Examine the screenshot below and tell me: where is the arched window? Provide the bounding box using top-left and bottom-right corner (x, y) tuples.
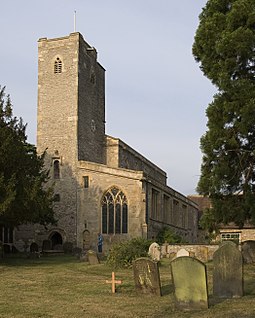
(54, 57), (62, 74)
(101, 187), (128, 234)
(53, 160), (60, 179)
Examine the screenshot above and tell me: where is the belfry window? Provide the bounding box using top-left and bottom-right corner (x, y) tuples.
(54, 57), (62, 74)
(53, 160), (60, 179)
(101, 187), (128, 234)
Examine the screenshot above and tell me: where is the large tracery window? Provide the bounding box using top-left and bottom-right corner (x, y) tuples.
(101, 187), (128, 234)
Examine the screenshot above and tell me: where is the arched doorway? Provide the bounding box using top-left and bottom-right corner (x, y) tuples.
(49, 231), (63, 249)
(83, 230), (91, 250)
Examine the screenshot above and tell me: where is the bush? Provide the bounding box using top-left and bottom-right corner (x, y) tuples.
(156, 227), (183, 244)
(106, 238), (152, 269)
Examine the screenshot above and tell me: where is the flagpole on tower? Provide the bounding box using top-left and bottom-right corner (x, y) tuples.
(74, 10), (76, 32)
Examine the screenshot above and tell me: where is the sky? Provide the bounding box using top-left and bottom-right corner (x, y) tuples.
(0, 1), (216, 196)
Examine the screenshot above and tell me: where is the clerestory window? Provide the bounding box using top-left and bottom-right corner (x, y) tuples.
(54, 57), (62, 74)
(101, 187), (128, 234)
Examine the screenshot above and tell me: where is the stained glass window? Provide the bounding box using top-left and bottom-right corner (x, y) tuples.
(101, 187), (128, 234)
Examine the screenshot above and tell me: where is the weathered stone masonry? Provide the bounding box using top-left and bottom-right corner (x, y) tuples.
(13, 32), (199, 252)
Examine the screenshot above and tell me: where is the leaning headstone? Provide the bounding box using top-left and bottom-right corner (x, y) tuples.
(176, 248), (189, 258)
(242, 240), (255, 264)
(87, 250), (99, 265)
(148, 242), (161, 261)
(133, 257), (161, 296)
(171, 256), (208, 310)
(213, 242), (243, 298)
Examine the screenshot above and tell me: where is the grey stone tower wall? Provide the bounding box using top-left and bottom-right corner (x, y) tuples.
(37, 32), (106, 244)
(37, 33), (80, 243)
(77, 34), (106, 164)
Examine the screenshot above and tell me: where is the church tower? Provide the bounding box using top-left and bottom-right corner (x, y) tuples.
(37, 32), (105, 163)
(37, 33), (106, 244)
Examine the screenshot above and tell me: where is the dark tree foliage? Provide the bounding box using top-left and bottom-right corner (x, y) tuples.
(193, 0), (255, 228)
(0, 86), (56, 227)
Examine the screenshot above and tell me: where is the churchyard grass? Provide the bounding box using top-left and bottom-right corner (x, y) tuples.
(1, 256), (255, 317)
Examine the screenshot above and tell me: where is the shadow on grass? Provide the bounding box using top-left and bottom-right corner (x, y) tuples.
(244, 278), (255, 296)
(0, 254), (78, 267)
(161, 283), (174, 296)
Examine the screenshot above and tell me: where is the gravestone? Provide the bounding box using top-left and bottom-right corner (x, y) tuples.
(106, 272), (122, 293)
(242, 240), (255, 264)
(148, 242), (161, 261)
(220, 240), (237, 248)
(213, 242), (243, 298)
(171, 256), (208, 310)
(133, 257), (161, 296)
(87, 250), (99, 265)
(176, 248), (189, 258)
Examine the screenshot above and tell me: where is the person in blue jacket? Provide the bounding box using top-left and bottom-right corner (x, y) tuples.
(97, 233), (103, 253)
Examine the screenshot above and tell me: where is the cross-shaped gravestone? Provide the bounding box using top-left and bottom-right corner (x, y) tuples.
(106, 272), (122, 293)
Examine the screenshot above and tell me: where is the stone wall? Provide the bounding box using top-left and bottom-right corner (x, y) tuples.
(161, 244), (219, 263)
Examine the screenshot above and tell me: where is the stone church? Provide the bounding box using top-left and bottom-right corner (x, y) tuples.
(11, 32), (199, 252)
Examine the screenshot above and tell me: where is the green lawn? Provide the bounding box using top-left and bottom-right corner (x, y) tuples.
(0, 255), (255, 318)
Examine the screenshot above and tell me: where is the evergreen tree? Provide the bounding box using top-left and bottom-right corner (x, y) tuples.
(0, 86), (56, 227)
(193, 0), (255, 227)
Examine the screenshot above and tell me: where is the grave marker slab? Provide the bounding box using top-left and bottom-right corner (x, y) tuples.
(176, 248), (189, 258)
(242, 240), (255, 264)
(133, 257), (161, 296)
(87, 250), (99, 265)
(148, 242), (161, 261)
(213, 242), (243, 298)
(171, 256), (208, 311)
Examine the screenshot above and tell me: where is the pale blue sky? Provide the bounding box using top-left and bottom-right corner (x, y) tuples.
(0, 1), (216, 195)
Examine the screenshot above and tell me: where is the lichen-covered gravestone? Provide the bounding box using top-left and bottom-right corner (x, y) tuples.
(148, 242), (161, 261)
(213, 242), (243, 298)
(176, 248), (189, 258)
(242, 240), (255, 264)
(133, 257), (161, 296)
(171, 256), (208, 310)
(87, 250), (99, 265)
